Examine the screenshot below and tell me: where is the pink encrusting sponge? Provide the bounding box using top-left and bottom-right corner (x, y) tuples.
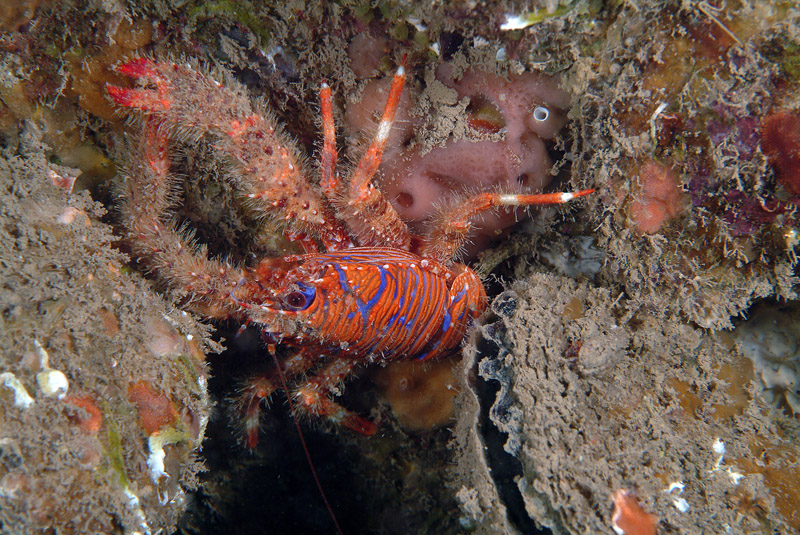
(348, 62), (572, 257)
(629, 160), (685, 234)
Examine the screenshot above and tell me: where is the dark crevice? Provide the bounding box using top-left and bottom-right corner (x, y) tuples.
(474, 320), (550, 535)
(175, 322), (365, 535)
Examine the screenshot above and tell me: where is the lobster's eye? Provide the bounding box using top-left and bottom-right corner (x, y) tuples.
(284, 282), (315, 311)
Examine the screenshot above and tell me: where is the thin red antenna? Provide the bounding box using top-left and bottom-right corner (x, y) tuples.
(267, 343), (344, 535)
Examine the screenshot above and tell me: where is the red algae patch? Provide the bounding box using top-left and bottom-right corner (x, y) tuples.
(612, 489), (658, 535)
(63, 394), (103, 434)
(630, 161), (685, 233)
(761, 110), (800, 196)
(128, 380), (180, 435)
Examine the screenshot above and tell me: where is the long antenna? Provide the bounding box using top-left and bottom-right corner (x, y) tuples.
(267, 342), (344, 535)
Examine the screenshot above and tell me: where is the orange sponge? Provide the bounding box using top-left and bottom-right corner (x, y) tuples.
(373, 359), (459, 433)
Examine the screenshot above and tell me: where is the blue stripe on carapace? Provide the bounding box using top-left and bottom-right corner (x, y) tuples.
(402, 267), (420, 331)
(416, 339), (440, 360)
(408, 264), (419, 302)
(332, 263), (364, 327)
(390, 270), (399, 300)
(382, 268), (403, 329)
(358, 265), (388, 322)
(452, 286), (467, 304)
(331, 262), (391, 327)
(333, 263), (350, 293)
(404, 267), (430, 331)
(442, 309), (452, 332)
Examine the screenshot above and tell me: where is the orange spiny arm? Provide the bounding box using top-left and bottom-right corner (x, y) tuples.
(422, 189), (596, 262)
(348, 60), (407, 199)
(319, 82), (339, 198)
(329, 60), (411, 249)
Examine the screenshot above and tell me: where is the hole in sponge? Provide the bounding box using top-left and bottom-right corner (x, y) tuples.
(396, 191), (414, 208)
(532, 106), (550, 122)
(467, 95), (505, 133)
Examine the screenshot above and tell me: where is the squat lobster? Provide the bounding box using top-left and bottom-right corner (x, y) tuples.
(109, 57), (593, 447)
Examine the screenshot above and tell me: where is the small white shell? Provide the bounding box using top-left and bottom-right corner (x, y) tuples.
(36, 369), (69, 399)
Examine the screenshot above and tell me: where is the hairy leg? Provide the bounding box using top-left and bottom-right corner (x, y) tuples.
(109, 58), (351, 249)
(119, 119), (244, 317)
(293, 358), (377, 435)
(237, 348), (321, 449)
